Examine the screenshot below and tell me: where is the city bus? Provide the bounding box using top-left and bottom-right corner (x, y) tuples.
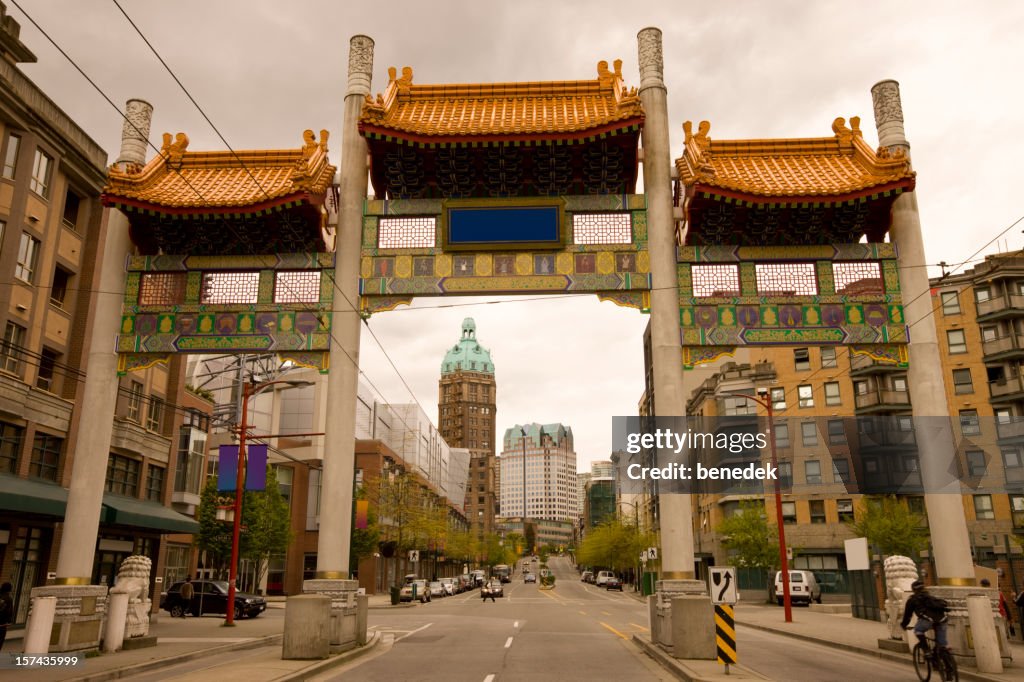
(493, 564), (511, 583)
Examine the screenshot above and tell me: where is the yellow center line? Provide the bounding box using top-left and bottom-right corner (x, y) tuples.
(629, 622), (650, 632)
(540, 588), (564, 604)
(601, 611), (611, 616)
(579, 610), (587, 616)
(599, 621), (629, 640)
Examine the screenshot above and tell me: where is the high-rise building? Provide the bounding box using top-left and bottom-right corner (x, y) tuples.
(500, 423), (577, 522)
(439, 317), (497, 537)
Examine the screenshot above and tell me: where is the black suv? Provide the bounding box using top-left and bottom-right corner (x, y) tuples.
(161, 580), (267, 619)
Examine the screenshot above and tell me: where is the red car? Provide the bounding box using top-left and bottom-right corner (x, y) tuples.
(605, 576), (624, 591)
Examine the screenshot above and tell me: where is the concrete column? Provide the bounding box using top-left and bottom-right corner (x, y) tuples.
(103, 592), (129, 653)
(968, 594), (1003, 673)
(55, 99), (152, 582)
(637, 26), (695, 580)
(24, 596), (57, 654)
(316, 35), (373, 578)
(871, 81), (974, 583)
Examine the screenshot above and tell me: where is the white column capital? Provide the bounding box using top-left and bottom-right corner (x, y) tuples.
(637, 27), (665, 92)
(347, 35), (375, 97)
(871, 79), (910, 155)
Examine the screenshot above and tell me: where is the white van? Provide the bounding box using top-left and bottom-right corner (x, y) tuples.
(596, 570), (615, 586)
(774, 570), (821, 605)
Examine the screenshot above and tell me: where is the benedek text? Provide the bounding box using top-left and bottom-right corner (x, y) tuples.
(627, 462), (778, 481)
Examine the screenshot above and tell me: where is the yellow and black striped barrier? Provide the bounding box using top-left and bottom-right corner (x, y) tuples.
(715, 604), (737, 666)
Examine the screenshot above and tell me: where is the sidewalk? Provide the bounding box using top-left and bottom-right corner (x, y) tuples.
(0, 595), (406, 682)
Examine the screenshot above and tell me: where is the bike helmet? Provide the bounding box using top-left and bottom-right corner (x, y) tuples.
(910, 579), (925, 592)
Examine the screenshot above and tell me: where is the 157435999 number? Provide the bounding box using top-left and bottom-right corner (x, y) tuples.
(1, 653), (85, 668)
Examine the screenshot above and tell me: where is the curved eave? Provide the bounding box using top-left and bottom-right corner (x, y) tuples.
(359, 117), (644, 146)
(101, 191), (322, 216)
(687, 177), (916, 205)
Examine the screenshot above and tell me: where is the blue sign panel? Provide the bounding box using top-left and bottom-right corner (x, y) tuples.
(445, 203), (563, 249)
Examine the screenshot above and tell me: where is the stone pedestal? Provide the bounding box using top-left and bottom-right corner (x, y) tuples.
(928, 586), (1010, 667)
(653, 579), (714, 658)
(103, 592), (129, 653)
(302, 579), (362, 652)
(29, 585), (108, 652)
(282, 595), (330, 660)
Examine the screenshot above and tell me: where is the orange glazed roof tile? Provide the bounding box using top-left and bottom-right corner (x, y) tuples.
(359, 60), (644, 141)
(103, 130), (337, 210)
(675, 117), (915, 200)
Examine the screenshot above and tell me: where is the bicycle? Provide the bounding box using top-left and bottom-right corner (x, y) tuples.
(911, 629), (958, 682)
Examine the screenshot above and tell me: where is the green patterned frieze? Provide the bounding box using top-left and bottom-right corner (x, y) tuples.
(882, 260), (901, 294)
(186, 272), (202, 303)
(124, 272), (141, 306)
(739, 262), (757, 296)
(816, 262), (835, 295)
(258, 270), (275, 303)
(631, 210), (648, 241)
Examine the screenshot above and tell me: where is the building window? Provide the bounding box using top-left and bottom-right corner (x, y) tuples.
(274, 271), (321, 304)
(0, 421), (24, 474)
(772, 422), (789, 448)
(146, 395), (164, 432)
(794, 348), (810, 371)
(50, 267), (72, 308)
(138, 273), (187, 305)
(29, 433), (63, 481)
(832, 459), (851, 484)
(940, 291), (961, 315)
(892, 376), (908, 393)
(126, 381), (143, 422)
(973, 494), (994, 520)
(951, 368), (973, 395)
(106, 454), (141, 496)
(975, 287), (990, 304)
(805, 460), (822, 485)
(820, 348), (837, 368)
(723, 396), (756, 415)
(827, 419), (847, 444)
(982, 326), (998, 342)
(146, 465), (165, 502)
(15, 232), (40, 283)
(946, 329), (967, 354)
(778, 462), (793, 488)
(1, 322), (26, 377)
(1012, 495), (1024, 529)
(200, 271), (260, 304)
(36, 348), (59, 392)
(770, 387), (786, 411)
(967, 450), (986, 477)
(62, 189), (81, 230)
(959, 409), (980, 436)
(798, 384), (814, 408)
(2, 132), (20, 178)
(781, 501), (796, 523)
(824, 382), (842, 406)
(274, 465), (293, 504)
(809, 500), (826, 523)
(801, 422), (818, 446)
(30, 149), (53, 198)
(1003, 448), (1023, 469)
(837, 498), (854, 522)
(175, 424), (206, 496)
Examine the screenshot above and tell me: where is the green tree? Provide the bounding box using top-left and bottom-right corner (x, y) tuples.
(576, 518), (655, 574)
(195, 478), (233, 577)
(350, 486), (381, 575)
(524, 522), (536, 555)
(847, 495), (927, 557)
(716, 501), (780, 571)
(240, 466), (293, 591)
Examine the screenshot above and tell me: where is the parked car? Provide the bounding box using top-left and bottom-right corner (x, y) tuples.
(605, 576), (624, 591)
(596, 570), (615, 587)
(457, 574), (473, 592)
(440, 578), (456, 595)
(774, 570), (822, 605)
(484, 579), (504, 598)
(161, 580), (266, 619)
(400, 579), (431, 603)
(524, 572), (537, 583)
(428, 581), (446, 598)
(471, 570), (487, 587)
(580, 571), (594, 584)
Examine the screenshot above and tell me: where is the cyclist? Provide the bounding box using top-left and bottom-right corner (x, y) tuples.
(901, 579), (950, 651)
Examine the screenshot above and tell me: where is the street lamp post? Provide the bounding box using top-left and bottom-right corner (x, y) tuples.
(225, 377), (313, 626)
(521, 426), (528, 553)
(723, 390), (793, 623)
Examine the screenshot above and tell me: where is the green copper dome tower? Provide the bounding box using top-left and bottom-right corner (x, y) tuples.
(441, 317), (495, 375)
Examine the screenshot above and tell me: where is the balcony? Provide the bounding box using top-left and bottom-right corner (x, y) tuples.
(854, 389), (911, 414)
(850, 353), (905, 376)
(998, 419), (1024, 442)
(982, 334), (1024, 361)
(989, 376), (1024, 403)
(976, 295), (1024, 320)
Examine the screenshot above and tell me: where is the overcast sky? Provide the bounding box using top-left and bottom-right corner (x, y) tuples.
(10, 1), (1024, 472)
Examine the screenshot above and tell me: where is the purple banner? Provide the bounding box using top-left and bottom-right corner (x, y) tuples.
(218, 444), (238, 492)
(217, 444), (268, 491)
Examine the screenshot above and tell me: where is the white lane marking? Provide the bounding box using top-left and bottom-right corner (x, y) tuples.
(395, 622), (433, 642)
(504, 636), (514, 648)
(514, 620), (519, 628)
(484, 676), (496, 682)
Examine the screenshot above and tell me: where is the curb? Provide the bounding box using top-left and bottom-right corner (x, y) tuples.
(632, 634), (769, 681)
(277, 631), (383, 681)
(64, 633), (284, 682)
(737, 620), (1010, 682)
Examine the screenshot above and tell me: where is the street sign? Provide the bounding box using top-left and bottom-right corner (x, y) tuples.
(409, 550), (419, 563)
(715, 604), (737, 666)
(709, 566), (738, 605)
(647, 547), (658, 561)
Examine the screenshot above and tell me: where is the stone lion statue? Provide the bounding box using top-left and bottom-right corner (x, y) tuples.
(884, 555), (919, 639)
(111, 555), (152, 638)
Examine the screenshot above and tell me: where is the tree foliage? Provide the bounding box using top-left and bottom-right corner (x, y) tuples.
(576, 518), (655, 573)
(847, 495), (927, 557)
(716, 501), (779, 570)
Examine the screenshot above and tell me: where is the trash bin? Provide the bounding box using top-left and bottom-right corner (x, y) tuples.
(390, 586), (400, 605)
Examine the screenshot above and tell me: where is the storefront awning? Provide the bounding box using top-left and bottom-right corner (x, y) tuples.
(0, 473), (68, 516)
(101, 494), (199, 534)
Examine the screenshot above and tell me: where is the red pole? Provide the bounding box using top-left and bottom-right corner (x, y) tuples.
(766, 400), (793, 623)
(225, 382), (249, 626)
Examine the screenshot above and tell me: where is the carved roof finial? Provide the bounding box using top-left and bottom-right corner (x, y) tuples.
(161, 132), (189, 164)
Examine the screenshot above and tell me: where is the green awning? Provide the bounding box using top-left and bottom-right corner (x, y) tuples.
(0, 473), (68, 516)
(101, 494), (199, 533)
